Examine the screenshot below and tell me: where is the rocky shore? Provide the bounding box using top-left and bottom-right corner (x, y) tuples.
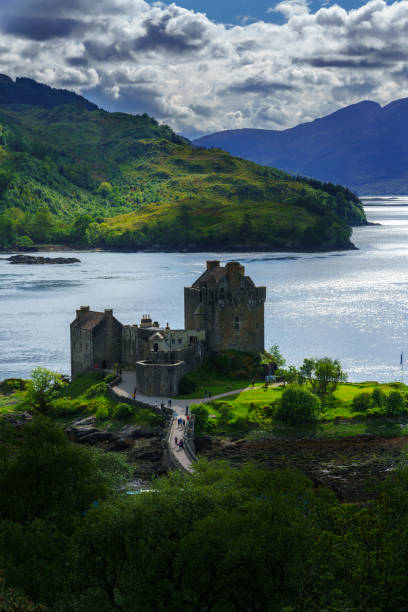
(197, 435), (406, 502)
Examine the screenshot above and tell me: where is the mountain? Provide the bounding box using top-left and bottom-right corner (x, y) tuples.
(0, 74), (98, 111)
(0, 75), (366, 252)
(193, 99), (408, 195)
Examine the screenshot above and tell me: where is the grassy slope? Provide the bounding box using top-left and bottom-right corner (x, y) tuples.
(0, 373), (163, 429)
(0, 104), (366, 250)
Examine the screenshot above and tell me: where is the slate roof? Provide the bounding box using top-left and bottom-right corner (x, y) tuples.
(192, 266), (228, 287)
(72, 311), (105, 330)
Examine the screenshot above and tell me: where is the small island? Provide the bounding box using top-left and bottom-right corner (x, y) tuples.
(6, 254), (80, 264)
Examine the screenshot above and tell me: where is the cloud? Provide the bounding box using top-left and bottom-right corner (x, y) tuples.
(1, 0), (408, 136)
(1, 16), (85, 40)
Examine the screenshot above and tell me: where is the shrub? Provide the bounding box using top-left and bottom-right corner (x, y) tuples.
(52, 398), (82, 416)
(113, 403), (133, 420)
(83, 382), (108, 399)
(276, 385), (320, 425)
(104, 373), (117, 385)
(386, 390), (406, 416)
(179, 374), (198, 394)
(0, 378), (26, 394)
(371, 388), (386, 408)
(351, 392), (372, 412)
(191, 404), (209, 436)
(95, 403), (110, 420)
(218, 403), (233, 425)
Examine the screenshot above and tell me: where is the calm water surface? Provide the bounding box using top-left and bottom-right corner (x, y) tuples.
(2, 197), (408, 382)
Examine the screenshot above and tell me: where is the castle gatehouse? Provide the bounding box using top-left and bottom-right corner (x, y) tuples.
(70, 261), (266, 396)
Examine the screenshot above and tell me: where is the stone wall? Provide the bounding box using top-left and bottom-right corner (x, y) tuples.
(92, 312), (122, 369)
(70, 327), (93, 378)
(136, 359), (189, 397)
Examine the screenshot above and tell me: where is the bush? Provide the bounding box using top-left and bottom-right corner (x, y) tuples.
(191, 404), (209, 436)
(104, 373), (117, 385)
(52, 398), (82, 416)
(112, 403), (133, 420)
(218, 403), (233, 425)
(95, 403), (110, 420)
(179, 374), (198, 394)
(0, 378), (26, 394)
(351, 392), (372, 412)
(83, 382), (108, 398)
(276, 385), (320, 425)
(371, 388), (386, 408)
(386, 390), (406, 416)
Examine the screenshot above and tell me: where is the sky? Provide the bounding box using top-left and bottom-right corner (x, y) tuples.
(0, 0), (407, 138)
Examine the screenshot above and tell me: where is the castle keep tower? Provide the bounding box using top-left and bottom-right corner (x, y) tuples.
(184, 261), (266, 354)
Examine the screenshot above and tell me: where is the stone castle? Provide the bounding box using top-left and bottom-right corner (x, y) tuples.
(70, 260), (266, 396)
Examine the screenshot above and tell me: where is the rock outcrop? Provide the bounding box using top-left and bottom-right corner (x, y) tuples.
(65, 417), (169, 478)
(6, 255), (80, 264)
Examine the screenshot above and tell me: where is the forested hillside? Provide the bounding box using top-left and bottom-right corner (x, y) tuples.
(0, 76), (366, 251)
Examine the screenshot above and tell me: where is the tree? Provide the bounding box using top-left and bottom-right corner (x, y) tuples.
(28, 204), (54, 243)
(309, 357), (347, 402)
(276, 365), (300, 385)
(25, 367), (65, 414)
(71, 214), (93, 242)
(191, 404), (209, 436)
(351, 392), (372, 412)
(300, 358), (316, 383)
(260, 344), (286, 371)
(97, 181), (113, 197)
(386, 390), (406, 415)
(276, 384), (320, 424)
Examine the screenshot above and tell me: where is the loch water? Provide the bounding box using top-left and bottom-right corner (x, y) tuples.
(2, 197), (408, 383)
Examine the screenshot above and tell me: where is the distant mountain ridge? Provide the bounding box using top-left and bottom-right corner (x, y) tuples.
(0, 74), (98, 111)
(193, 99), (408, 195)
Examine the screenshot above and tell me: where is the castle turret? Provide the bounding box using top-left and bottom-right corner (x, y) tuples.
(184, 260), (266, 354)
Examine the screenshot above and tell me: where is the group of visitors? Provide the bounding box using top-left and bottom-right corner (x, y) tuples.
(174, 436), (184, 450)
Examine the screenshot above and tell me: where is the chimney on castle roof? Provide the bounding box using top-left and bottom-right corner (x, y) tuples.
(104, 309), (113, 317)
(206, 260), (220, 270)
(76, 305), (90, 320)
(226, 261), (241, 288)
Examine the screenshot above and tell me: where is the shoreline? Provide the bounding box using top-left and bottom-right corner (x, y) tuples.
(0, 241), (359, 255)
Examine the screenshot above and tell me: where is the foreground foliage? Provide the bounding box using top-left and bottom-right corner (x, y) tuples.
(2, 418), (408, 610)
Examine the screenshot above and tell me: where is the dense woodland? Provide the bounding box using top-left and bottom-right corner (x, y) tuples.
(0, 76), (366, 252)
(2, 416), (408, 611)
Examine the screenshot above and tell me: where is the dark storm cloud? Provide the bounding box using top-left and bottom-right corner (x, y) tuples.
(1, 15), (85, 40)
(294, 57), (389, 69)
(133, 14), (207, 53)
(341, 44), (408, 62)
(331, 81), (376, 99)
(83, 84), (165, 118)
(84, 40), (133, 62)
(66, 56), (89, 67)
(191, 104), (213, 118)
(224, 77), (296, 95)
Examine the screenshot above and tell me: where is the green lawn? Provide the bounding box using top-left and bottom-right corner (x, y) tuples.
(0, 392), (22, 414)
(192, 382), (408, 438)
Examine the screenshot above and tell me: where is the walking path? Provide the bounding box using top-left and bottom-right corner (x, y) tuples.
(112, 371), (255, 472)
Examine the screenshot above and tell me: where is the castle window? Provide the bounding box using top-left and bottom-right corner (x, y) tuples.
(178, 339), (182, 344)
(154, 343), (158, 352)
(172, 339), (175, 344)
(234, 316), (240, 330)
